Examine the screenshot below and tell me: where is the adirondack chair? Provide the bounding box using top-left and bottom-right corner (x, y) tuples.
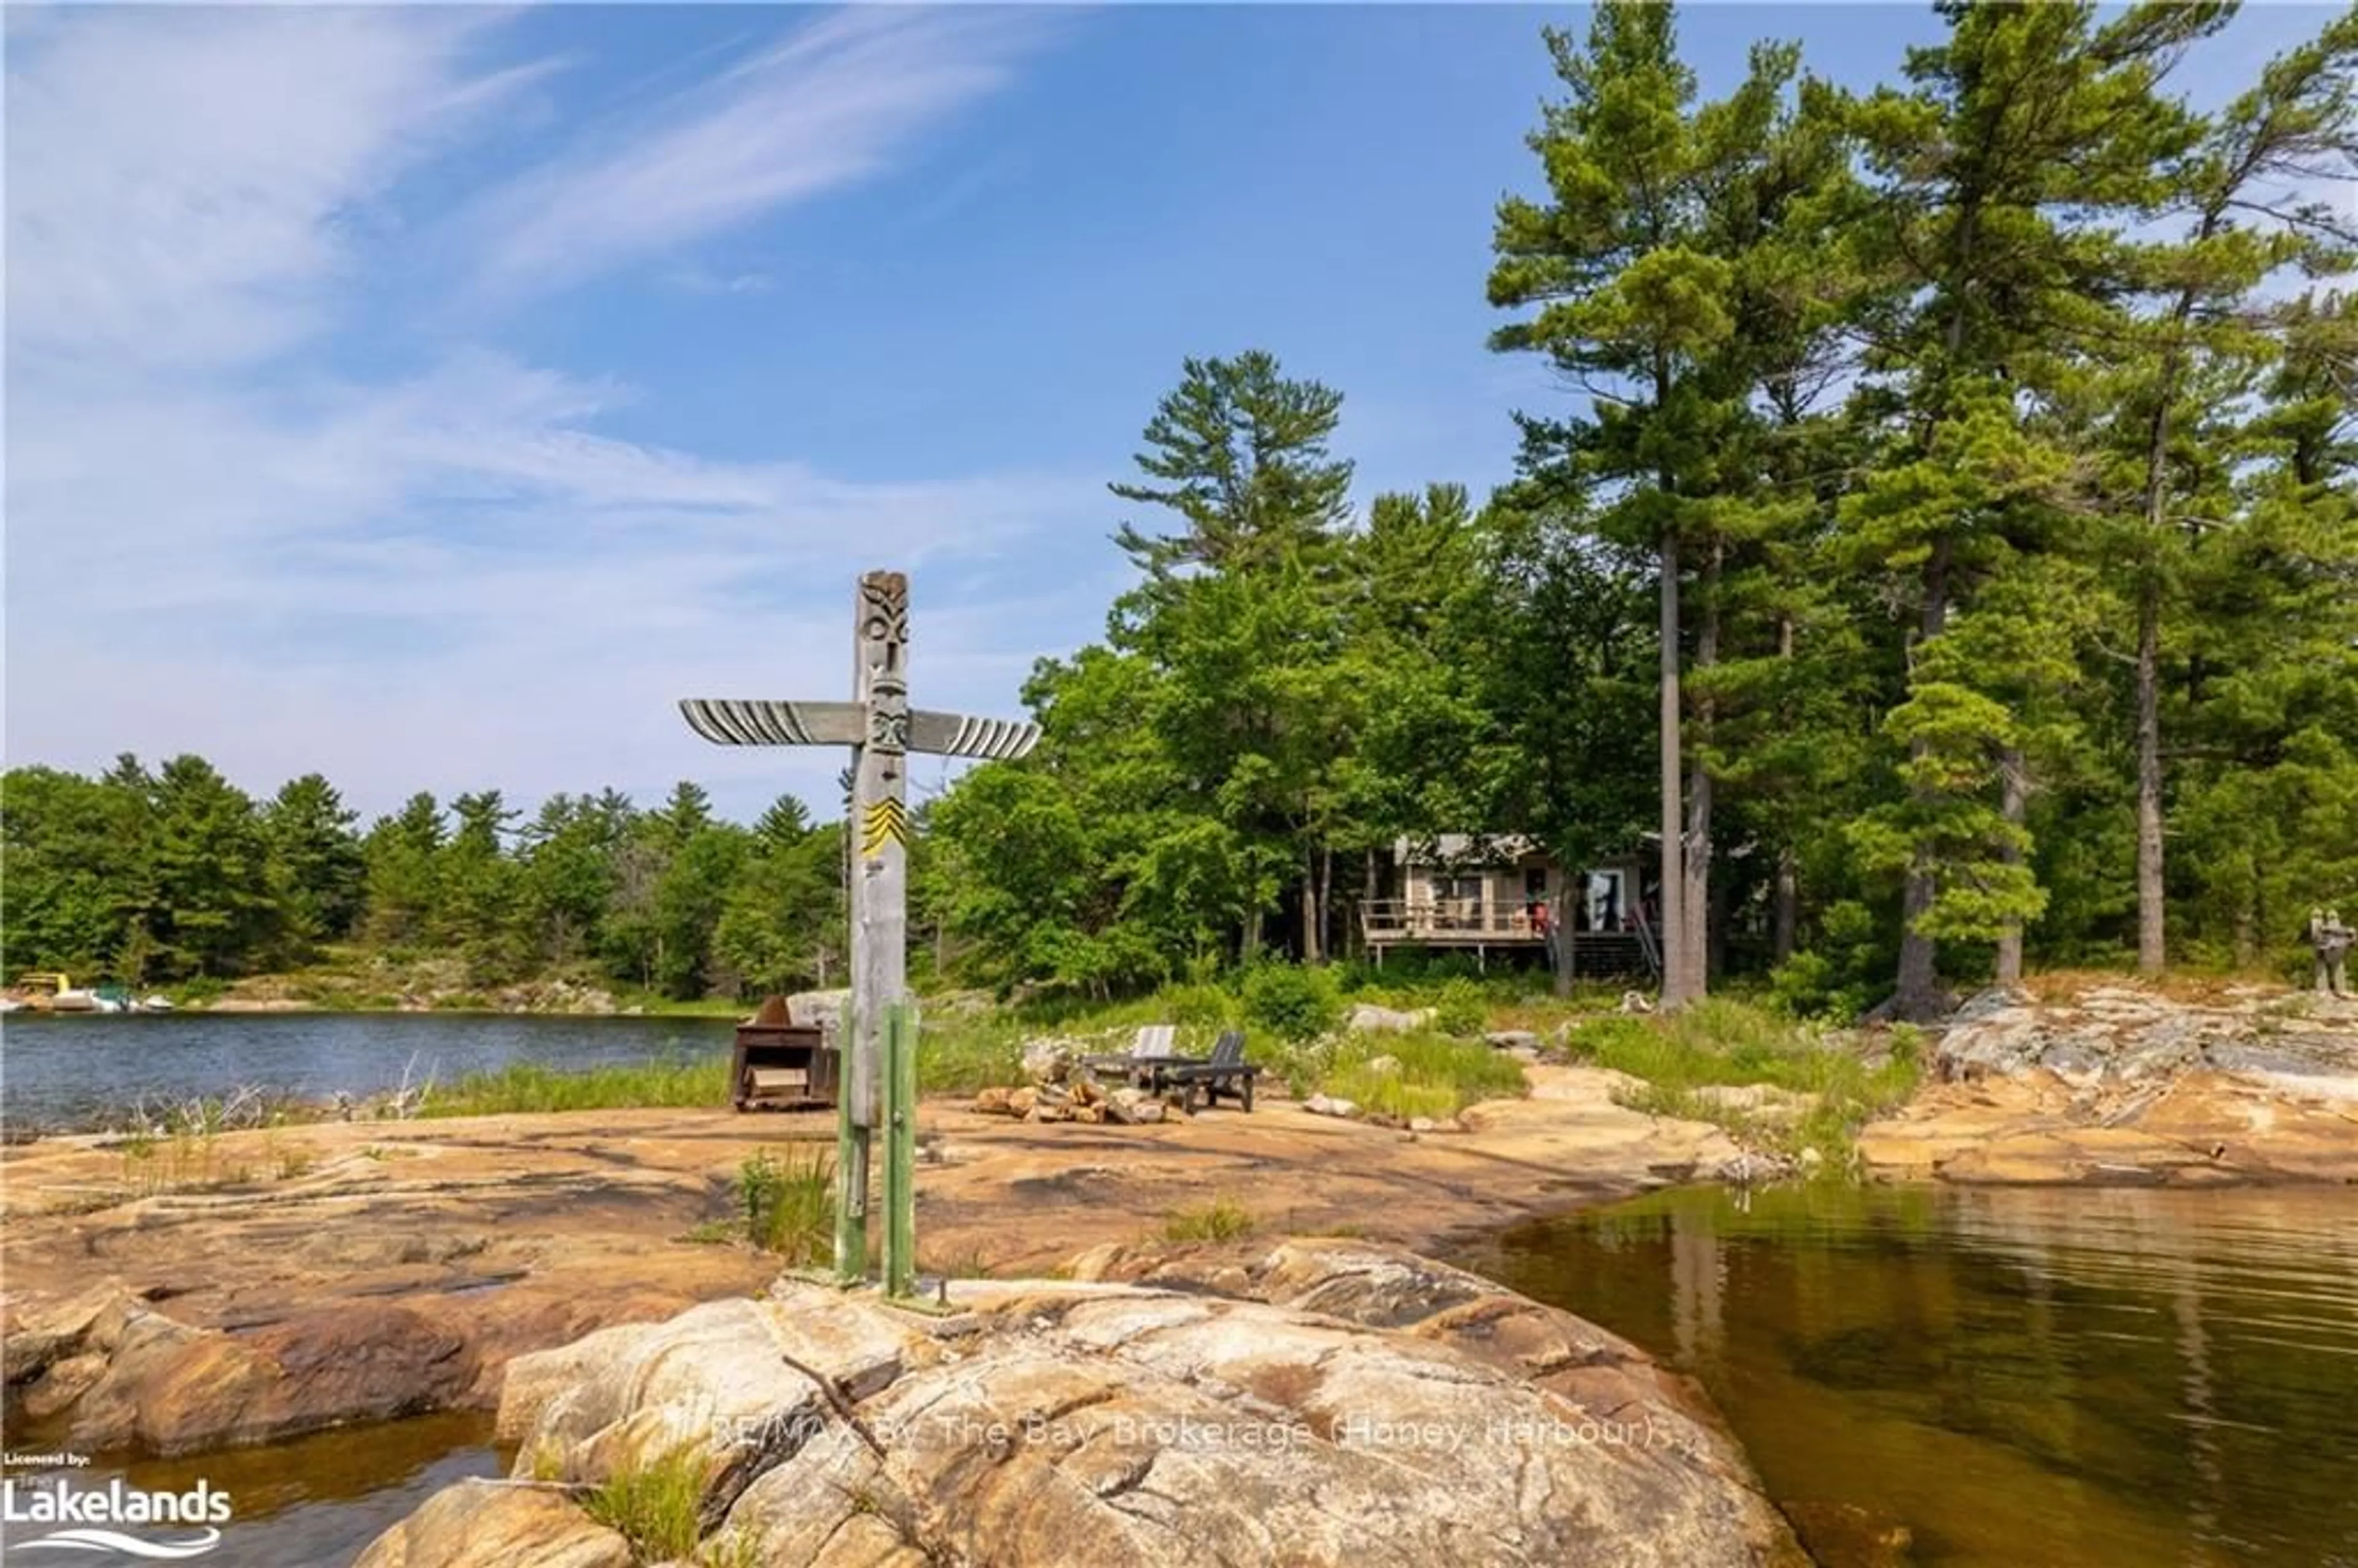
(1080, 1024), (1177, 1081)
(1145, 1030), (1260, 1114)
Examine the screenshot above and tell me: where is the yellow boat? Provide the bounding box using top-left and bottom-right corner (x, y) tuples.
(10, 972), (103, 1012)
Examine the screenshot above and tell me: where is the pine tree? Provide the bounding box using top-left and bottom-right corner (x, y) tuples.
(263, 774), (365, 957)
(1490, 1), (1849, 1000)
(1111, 351), (1353, 580)
(1839, 0), (2228, 1015)
(2096, 9), (2358, 971)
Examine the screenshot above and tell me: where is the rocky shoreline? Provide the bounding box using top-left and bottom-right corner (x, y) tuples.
(1858, 985), (2358, 1185)
(1, 1064), (1744, 1462)
(361, 1240), (1807, 1568)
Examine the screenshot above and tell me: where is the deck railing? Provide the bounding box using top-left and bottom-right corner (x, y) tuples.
(1359, 898), (1549, 942)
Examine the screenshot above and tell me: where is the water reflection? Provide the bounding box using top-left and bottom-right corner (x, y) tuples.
(2, 1412), (505, 1568)
(1457, 1186), (2358, 1568)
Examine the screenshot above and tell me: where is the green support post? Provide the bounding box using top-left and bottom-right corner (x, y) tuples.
(882, 1001), (918, 1298)
(834, 1009), (868, 1284)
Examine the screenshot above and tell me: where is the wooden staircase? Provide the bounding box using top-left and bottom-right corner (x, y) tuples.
(1546, 928), (1655, 979)
(1563, 932), (1648, 978)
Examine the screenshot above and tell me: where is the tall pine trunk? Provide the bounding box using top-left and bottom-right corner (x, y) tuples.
(1321, 845), (1336, 962)
(2133, 201), (2224, 979)
(1658, 529), (1692, 1007)
(1996, 746), (2026, 987)
(1773, 851), (1799, 965)
(1681, 541), (1720, 997)
(1301, 840), (1323, 964)
(1894, 536), (1953, 1020)
(2135, 588), (2165, 974)
(1772, 615), (1799, 966)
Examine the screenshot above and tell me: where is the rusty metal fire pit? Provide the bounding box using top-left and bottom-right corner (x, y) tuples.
(730, 994), (839, 1112)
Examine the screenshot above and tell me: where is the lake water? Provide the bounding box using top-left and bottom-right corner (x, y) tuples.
(0, 1012), (734, 1131)
(1, 1412), (505, 1568)
(1454, 1184), (2358, 1568)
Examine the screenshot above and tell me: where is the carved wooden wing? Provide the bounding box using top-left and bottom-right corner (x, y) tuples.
(908, 710), (1041, 761)
(679, 699), (866, 747)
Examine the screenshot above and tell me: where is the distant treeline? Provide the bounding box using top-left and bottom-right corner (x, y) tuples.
(1, 761), (851, 998)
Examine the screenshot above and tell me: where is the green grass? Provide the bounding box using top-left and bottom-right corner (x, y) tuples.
(421, 1057), (730, 1117)
(917, 1243), (995, 1280)
(737, 1146), (835, 1265)
(1309, 1029), (1530, 1120)
(1563, 998), (1920, 1173)
(609, 993), (749, 1018)
(912, 1013), (1032, 1095)
(1162, 1197), (1257, 1242)
(583, 1446), (707, 1563)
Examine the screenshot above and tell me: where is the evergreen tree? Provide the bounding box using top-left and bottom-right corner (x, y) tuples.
(142, 755), (279, 979)
(263, 774), (364, 955)
(1839, 0), (2228, 1015)
(2094, 10), (2358, 971)
(1488, 1), (1845, 1001)
(1111, 350), (1353, 579)
(364, 793), (445, 947)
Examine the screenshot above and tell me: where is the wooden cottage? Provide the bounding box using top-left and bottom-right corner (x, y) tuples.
(1360, 835), (1654, 976)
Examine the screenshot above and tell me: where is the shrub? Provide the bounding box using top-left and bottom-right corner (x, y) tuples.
(1432, 979), (1488, 1038)
(1565, 1001), (1920, 1174)
(914, 1015), (1027, 1094)
(738, 1146), (835, 1265)
(1162, 1197), (1256, 1242)
(1240, 964), (1342, 1042)
(1320, 1029), (1527, 1118)
(1159, 981), (1235, 1031)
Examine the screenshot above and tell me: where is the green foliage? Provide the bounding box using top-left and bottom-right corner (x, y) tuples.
(1159, 981), (1236, 1030)
(1320, 1029), (1527, 1119)
(3, 763), (844, 1004)
(1431, 979), (1488, 1039)
(421, 1058), (729, 1117)
(737, 1146), (834, 1265)
(1240, 963), (1341, 1042)
(913, 1014), (1030, 1096)
(1564, 1000), (1919, 1170)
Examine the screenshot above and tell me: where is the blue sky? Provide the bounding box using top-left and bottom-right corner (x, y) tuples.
(4, 3), (2336, 826)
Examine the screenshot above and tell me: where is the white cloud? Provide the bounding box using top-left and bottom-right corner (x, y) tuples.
(4, 6), (1103, 823)
(462, 7), (1056, 301)
(6, 8), (535, 375)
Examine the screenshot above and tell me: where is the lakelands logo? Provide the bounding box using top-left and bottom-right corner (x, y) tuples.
(1, 1478), (232, 1559)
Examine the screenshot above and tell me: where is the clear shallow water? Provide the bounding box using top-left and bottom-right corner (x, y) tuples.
(1455, 1185), (2358, 1568)
(0, 1012), (731, 1131)
(1, 1412), (505, 1568)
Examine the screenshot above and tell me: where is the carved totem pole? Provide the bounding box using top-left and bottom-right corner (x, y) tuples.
(680, 570), (1038, 1292)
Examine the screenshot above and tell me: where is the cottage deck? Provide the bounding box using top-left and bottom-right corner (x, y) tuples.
(1359, 898), (1548, 945)
(1358, 898), (1652, 976)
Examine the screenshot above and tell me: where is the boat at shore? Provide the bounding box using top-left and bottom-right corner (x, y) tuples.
(3, 973), (173, 1014)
